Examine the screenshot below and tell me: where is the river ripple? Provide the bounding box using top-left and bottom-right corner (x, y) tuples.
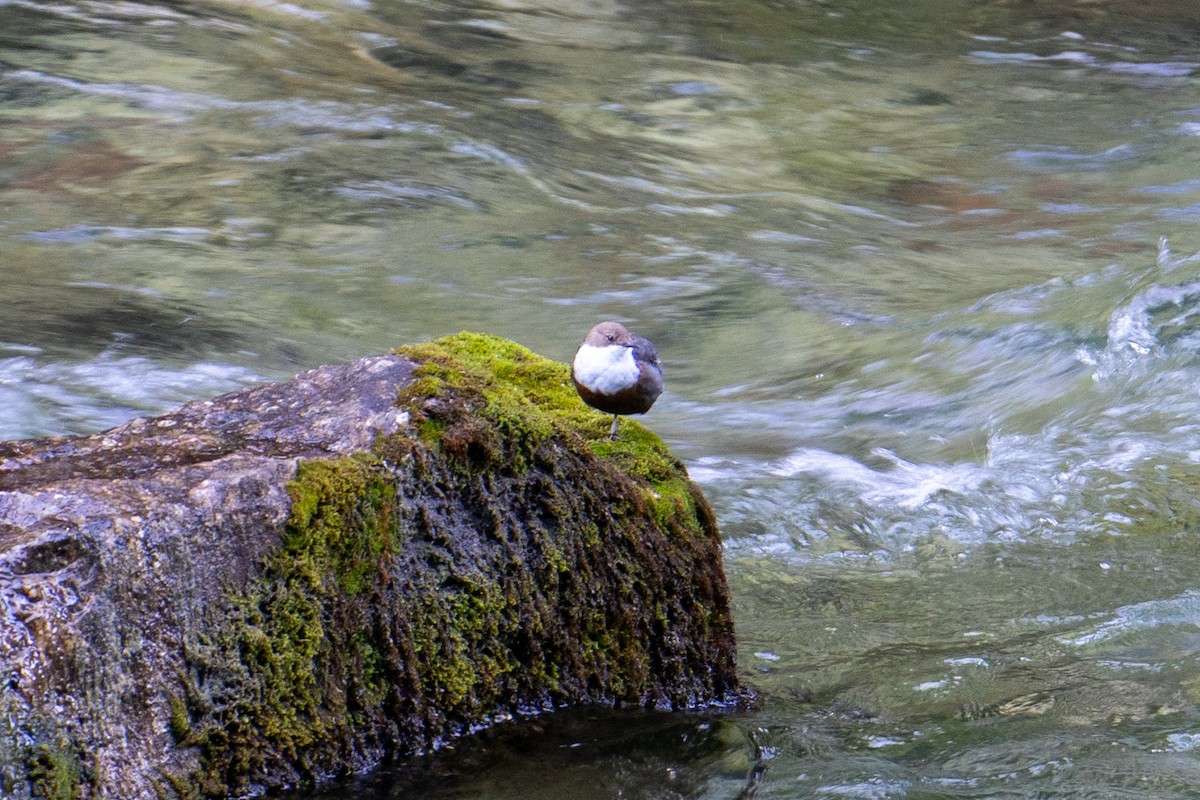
(6, 0), (1200, 797)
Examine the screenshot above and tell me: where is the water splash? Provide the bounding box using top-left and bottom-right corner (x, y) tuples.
(716, 240), (1200, 563)
(0, 351), (261, 440)
(1081, 239), (1200, 376)
(1058, 589), (1200, 646)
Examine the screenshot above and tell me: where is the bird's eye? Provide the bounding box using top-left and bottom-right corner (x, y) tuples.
(606, 334), (614, 342)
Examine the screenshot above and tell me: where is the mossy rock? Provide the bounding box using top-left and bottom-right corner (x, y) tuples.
(160, 333), (742, 796)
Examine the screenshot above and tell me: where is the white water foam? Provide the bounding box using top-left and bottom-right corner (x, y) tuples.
(717, 241), (1200, 562)
(0, 351), (262, 440)
(1057, 589), (1200, 647)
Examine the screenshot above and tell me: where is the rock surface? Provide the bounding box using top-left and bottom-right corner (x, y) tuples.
(0, 333), (742, 799)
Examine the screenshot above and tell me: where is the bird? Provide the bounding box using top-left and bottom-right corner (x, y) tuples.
(571, 321), (663, 439)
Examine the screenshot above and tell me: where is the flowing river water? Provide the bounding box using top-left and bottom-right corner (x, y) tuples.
(7, 0), (1200, 796)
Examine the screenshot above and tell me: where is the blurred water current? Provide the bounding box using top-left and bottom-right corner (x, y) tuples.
(7, 0), (1200, 796)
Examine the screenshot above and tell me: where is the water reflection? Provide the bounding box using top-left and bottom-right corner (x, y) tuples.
(304, 709), (759, 800)
(7, 0), (1200, 796)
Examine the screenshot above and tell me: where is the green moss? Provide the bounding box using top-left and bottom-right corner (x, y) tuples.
(402, 575), (519, 712)
(395, 333), (568, 471)
(354, 633), (386, 706)
(153, 771), (198, 800)
(26, 744), (81, 800)
(168, 697), (191, 744)
(175, 453), (404, 794)
(394, 332), (696, 527)
(286, 456), (399, 595)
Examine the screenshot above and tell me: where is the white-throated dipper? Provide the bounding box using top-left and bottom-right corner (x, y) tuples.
(571, 321), (663, 439)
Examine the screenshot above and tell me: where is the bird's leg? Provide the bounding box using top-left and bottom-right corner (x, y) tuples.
(609, 414), (620, 440)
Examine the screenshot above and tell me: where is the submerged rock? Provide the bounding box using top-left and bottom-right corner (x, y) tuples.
(0, 333), (743, 798)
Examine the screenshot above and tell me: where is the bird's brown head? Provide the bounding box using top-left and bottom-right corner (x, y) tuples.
(582, 321), (633, 348)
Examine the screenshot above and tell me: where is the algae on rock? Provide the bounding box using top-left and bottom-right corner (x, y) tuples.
(0, 333), (742, 799)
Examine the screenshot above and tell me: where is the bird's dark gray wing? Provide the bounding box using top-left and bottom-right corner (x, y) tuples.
(630, 335), (661, 370)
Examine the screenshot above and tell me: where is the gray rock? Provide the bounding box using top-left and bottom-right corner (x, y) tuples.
(0, 335), (742, 798)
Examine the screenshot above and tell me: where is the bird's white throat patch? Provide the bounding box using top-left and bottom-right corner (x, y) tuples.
(573, 344), (639, 393)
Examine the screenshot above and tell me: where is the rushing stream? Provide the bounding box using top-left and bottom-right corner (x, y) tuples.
(7, 0), (1200, 796)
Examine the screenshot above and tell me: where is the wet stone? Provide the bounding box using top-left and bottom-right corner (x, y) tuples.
(0, 334), (743, 799)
